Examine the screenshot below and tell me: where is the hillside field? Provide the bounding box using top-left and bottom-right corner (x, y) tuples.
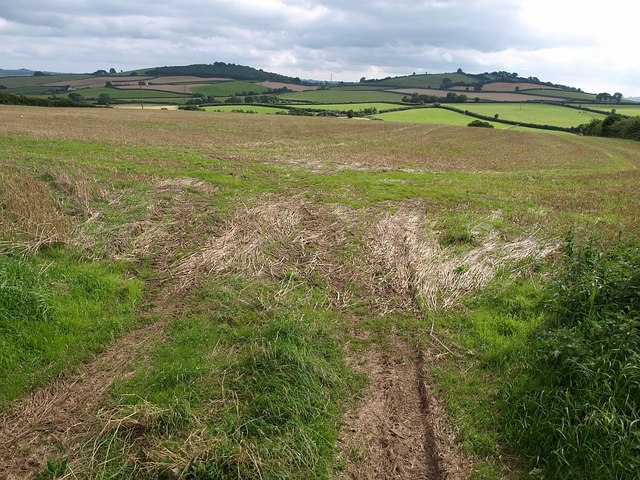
(462, 103), (607, 128)
(0, 105), (639, 479)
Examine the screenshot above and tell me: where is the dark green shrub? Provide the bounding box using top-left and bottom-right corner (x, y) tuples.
(467, 119), (494, 128)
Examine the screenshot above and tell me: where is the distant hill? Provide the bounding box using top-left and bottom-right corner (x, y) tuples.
(144, 62), (302, 84)
(0, 68), (35, 77)
(0, 68), (67, 77)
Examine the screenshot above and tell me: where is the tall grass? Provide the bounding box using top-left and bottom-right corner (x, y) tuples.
(502, 237), (640, 478)
(0, 249), (142, 404)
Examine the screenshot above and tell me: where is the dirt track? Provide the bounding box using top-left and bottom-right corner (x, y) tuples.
(338, 334), (470, 479)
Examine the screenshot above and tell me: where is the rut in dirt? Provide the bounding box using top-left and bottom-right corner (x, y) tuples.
(337, 335), (470, 480)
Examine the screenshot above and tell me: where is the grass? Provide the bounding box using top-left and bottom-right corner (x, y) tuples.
(462, 103), (606, 128)
(69, 87), (182, 99)
(278, 89), (407, 103)
(1, 104), (640, 479)
(191, 81), (271, 97)
(303, 102), (406, 112)
(520, 89), (597, 101)
(502, 238), (640, 479)
(589, 104), (640, 115)
(0, 248), (142, 405)
(374, 107), (501, 128)
(80, 276), (356, 479)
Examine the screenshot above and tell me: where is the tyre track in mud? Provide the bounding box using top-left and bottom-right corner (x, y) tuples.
(337, 334), (470, 479)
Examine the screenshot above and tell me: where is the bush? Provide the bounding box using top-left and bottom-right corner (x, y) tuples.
(582, 114), (640, 141)
(467, 119), (494, 128)
(502, 237), (640, 479)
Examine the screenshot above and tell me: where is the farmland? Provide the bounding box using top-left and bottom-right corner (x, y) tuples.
(374, 107), (502, 127)
(191, 80), (272, 96)
(462, 103), (607, 128)
(0, 103), (639, 479)
(278, 88), (407, 103)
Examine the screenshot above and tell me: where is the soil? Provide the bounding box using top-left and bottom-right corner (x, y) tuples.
(337, 334), (471, 479)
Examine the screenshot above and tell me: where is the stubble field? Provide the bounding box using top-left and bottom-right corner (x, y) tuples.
(0, 105), (638, 479)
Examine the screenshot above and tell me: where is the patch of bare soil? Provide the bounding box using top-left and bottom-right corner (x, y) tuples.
(337, 335), (471, 479)
(0, 322), (166, 479)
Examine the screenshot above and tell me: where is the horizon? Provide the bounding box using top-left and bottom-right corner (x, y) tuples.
(2, 1), (639, 98)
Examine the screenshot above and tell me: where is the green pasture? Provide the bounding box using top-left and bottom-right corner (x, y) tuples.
(520, 89), (597, 101)
(305, 102), (407, 112)
(203, 105), (288, 114)
(278, 88), (407, 103)
(191, 81), (271, 96)
(463, 103), (606, 128)
(73, 87), (183, 99)
(589, 104), (640, 115)
(374, 107), (502, 128)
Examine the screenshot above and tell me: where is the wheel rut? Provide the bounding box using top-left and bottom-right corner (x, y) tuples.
(337, 334), (470, 479)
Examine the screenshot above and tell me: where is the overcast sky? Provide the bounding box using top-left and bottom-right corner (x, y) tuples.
(2, 0), (638, 96)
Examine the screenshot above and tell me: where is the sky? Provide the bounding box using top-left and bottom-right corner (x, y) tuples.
(1, 0), (638, 96)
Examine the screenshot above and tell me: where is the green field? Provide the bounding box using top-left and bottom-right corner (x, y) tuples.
(278, 88), (407, 103)
(521, 89), (597, 101)
(463, 103), (607, 127)
(1, 104), (639, 480)
(589, 104), (640, 115)
(203, 105), (288, 114)
(305, 102), (406, 112)
(70, 87), (184, 99)
(374, 107), (500, 127)
(191, 80), (271, 96)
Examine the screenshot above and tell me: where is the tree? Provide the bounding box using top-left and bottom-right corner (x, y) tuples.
(105, 81), (113, 87)
(33, 71), (47, 76)
(359, 77), (366, 83)
(97, 93), (111, 105)
(441, 77), (452, 89)
(109, 68), (116, 74)
(613, 92), (623, 103)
